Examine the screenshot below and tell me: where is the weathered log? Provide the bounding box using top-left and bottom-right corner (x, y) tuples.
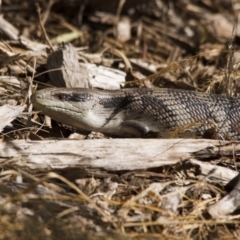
(0, 139), (238, 183)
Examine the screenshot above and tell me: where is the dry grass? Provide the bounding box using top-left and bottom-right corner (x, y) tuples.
(0, 0), (240, 239)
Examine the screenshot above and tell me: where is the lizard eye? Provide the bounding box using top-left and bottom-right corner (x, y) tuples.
(54, 94), (68, 101)
(53, 93), (92, 102)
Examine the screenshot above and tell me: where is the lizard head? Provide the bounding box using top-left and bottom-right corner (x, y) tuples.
(32, 88), (97, 131)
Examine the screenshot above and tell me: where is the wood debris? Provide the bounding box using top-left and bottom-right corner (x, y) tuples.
(0, 0), (239, 239)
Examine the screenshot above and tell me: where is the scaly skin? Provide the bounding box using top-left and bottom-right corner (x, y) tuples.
(32, 87), (240, 139)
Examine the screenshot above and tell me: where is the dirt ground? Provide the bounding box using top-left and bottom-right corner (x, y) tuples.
(0, 0), (240, 239)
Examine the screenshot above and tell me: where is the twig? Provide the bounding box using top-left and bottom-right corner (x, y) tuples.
(113, 0), (126, 41)
(35, 3), (54, 52)
(41, 0), (55, 26)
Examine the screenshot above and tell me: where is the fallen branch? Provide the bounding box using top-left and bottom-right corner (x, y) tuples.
(1, 138), (238, 183)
